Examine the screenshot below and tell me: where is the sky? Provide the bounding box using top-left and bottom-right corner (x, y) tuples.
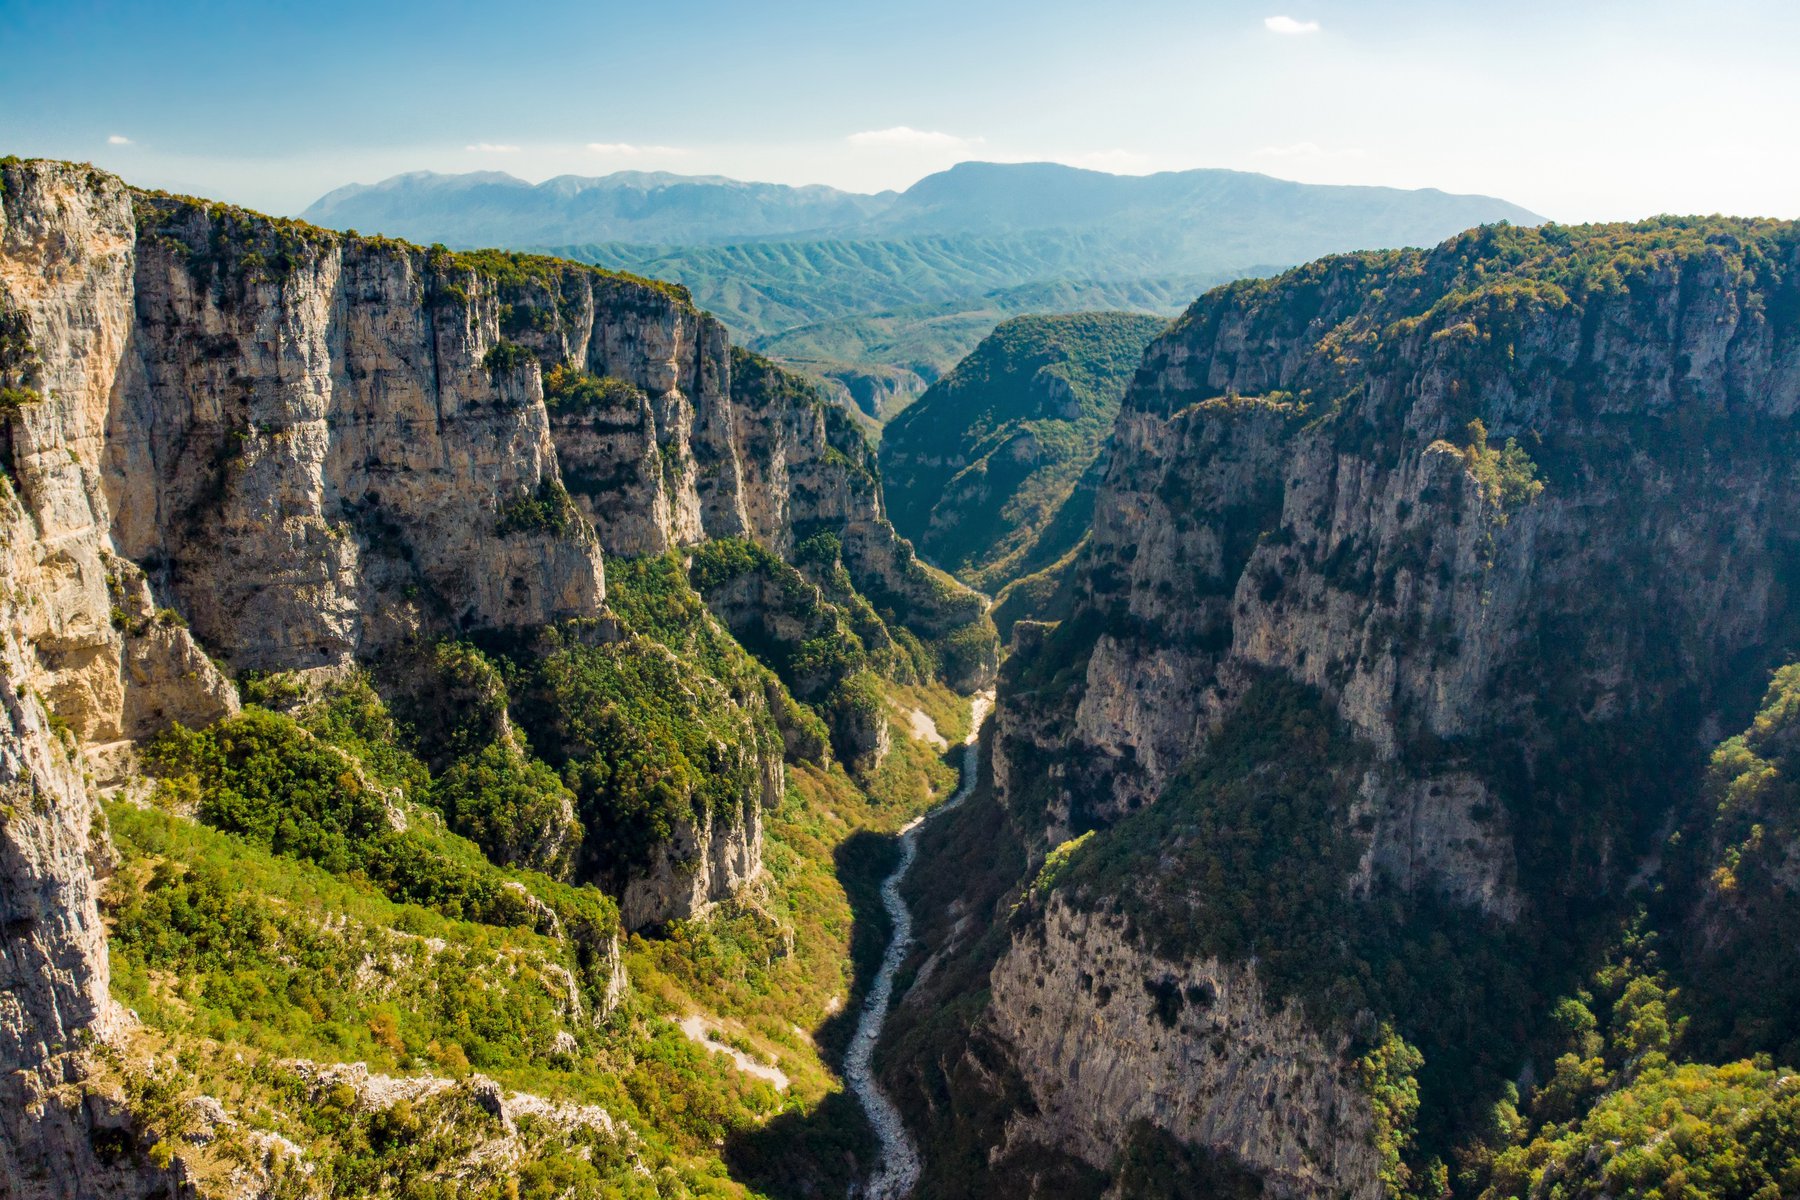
(3, 0), (1798, 221)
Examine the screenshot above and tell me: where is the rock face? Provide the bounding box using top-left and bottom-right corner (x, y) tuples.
(619, 784), (770, 931)
(988, 897), (1382, 1200)
(966, 219), (1800, 1194)
(0, 158), (993, 1189)
(1, 160), (235, 1199)
(110, 198), (618, 669)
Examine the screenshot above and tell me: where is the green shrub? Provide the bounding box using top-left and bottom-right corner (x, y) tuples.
(481, 340), (535, 373)
(543, 364), (643, 412)
(496, 479), (577, 536)
(1462, 419), (1545, 518)
(143, 708), (391, 874)
(431, 741), (581, 878)
(141, 707), (578, 935)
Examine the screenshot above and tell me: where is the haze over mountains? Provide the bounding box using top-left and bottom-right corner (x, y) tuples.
(302, 162), (1542, 420)
(306, 161), (1539, 253)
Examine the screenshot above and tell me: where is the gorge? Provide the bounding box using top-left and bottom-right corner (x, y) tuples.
(3, 149), (1800, 1200)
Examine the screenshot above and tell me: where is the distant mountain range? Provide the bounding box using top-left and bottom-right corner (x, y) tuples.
(302, 162), (1543, 422)
(305, 169), (896, 246)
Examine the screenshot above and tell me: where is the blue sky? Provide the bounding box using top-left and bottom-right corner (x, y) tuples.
(4, 0), (1797, 220)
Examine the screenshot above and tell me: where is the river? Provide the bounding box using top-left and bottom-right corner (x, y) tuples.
(843, 691), (993, 1199)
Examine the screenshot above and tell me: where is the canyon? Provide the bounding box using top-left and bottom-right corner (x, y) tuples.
(3, 149), (1800, 1200)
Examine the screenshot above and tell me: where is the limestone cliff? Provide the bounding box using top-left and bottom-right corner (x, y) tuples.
(925, 218), (1800, 1196)
(0, 156), (991, 1192)
(1009, 220), (1800, 883)
(1, 159), (235, 1198)
(988, 897), (1382, 1200)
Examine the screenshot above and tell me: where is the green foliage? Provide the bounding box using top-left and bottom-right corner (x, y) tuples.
(1027, 831), (1094, 900)
(543, 363), (644, 412)
(517, 622), (775, 877)
(690, 539), (870, 689)
(139, 705), (613, 942)
(881, 312), (1166, 590)
(793, 530), (842, 570)
(428, 244), (691, 307)
(1675, 661), (1800, 1066)
(300, 672), (431, 796)
(431, 741), (580, 878)
(135, 191), (339, 287)
(1468, 932), (1798, 1200)
(495, 478), (578, 536)
(1461, 418), (1545, 518)
(605, 552), (783, 696)
(1358, 1026), (1428, 1196)
(481, 339), (535, 373)
(143, 707), (391, 874)
(105, 803), (602, 1074)
(1485, 1058), (1800, 1200)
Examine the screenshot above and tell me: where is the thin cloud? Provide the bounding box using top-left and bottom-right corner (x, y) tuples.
(1264, 15), (1321, 34)
(1063, 149), (1156, 174)
(1254, 142), (1365, 160)
(107, 134), (133, 145)
(585, 142), (685, 156)
(847, 126), (983, 150)
(464, 142), (521, 153)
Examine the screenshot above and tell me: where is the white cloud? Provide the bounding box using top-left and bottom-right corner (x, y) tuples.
(1264, 15), (1321, 34)
(107, 134), (133, 145)
(846, 126), (983, 150)
(584, 142), (685, 156)
(464, 143), (521, 153)
(1254, 141), (1365, 160)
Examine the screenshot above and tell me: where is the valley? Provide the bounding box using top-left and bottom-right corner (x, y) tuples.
(3, 145), (1800, 1200)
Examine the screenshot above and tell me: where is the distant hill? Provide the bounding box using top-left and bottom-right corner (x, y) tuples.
(302, 169), (895, 245)
(879, 312), (1169, 593)
(304, 162), (1541, 424)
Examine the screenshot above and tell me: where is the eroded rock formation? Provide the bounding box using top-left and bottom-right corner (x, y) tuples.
(909, 218), (1800, 1196)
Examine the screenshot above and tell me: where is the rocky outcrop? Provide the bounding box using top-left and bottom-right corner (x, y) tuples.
(1, 159), (235, 1200)
(619, 790), (769, 931)
(728, 347), (998, 690)
(110, 198), (612, 670)
(816, 363), (928, 424)
(972, 219), (1800, 1194)
(127, 1058), (642, 1199)
(1003, 220), (1800, 893)
(988, 897), (1382, 1199)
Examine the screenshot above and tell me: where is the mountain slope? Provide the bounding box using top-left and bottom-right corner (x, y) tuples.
(303, 169), (895, 245)
(0, 157), (993, 1198)
(867, 160), (1540, 245)
(880, 312), (1167, 591)
(877, 216), (1800, 1198)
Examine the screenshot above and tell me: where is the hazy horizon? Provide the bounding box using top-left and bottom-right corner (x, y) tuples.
(5, 0), (1798, 223)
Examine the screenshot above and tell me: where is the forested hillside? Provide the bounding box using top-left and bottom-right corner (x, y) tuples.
(880, 312), (1166, 596)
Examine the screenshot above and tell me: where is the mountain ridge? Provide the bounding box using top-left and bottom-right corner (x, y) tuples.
(302, 161), (1540, 426)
